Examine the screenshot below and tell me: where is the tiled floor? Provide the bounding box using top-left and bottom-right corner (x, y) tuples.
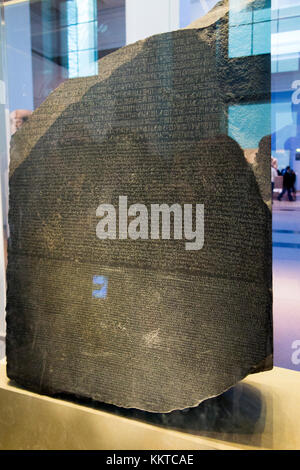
(273, 194), (300, 371)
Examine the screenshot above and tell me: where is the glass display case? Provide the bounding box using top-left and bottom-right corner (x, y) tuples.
(0, 0), (299, 451)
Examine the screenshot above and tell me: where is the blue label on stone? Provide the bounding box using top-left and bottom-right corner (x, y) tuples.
(92, 275), (108, 299)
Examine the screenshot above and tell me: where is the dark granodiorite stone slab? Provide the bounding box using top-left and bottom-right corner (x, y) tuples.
(6, 8), (272, 412)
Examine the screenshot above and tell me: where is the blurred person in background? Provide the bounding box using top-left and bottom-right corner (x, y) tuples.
(10, 109), (32, 135)
(278, 166), (295, 202)
(271, 162), (278, 202)
(291, 169), (297, 200)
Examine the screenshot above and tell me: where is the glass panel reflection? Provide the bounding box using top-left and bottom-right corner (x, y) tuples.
(229, 0), (271, 58)
(229, 103), (271, 149)
(66, 0), (98, 78)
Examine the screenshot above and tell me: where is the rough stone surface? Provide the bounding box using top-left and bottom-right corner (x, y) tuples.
(6, 8), (272, 412)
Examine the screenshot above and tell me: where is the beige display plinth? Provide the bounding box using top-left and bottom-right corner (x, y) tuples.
(0, 362), (299, 450)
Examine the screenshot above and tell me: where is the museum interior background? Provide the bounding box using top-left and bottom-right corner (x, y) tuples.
(0, 0), (299, 373)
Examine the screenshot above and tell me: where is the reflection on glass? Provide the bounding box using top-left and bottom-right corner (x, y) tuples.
(66, 0), (98, 78)
(271, 0), (300, 377)
(229, 0), (271, 58)
(180, 0), (219, 27)
(229, 103), (271, 150)
(272, 0), (300, 179)
(272, 4), (300, 74)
